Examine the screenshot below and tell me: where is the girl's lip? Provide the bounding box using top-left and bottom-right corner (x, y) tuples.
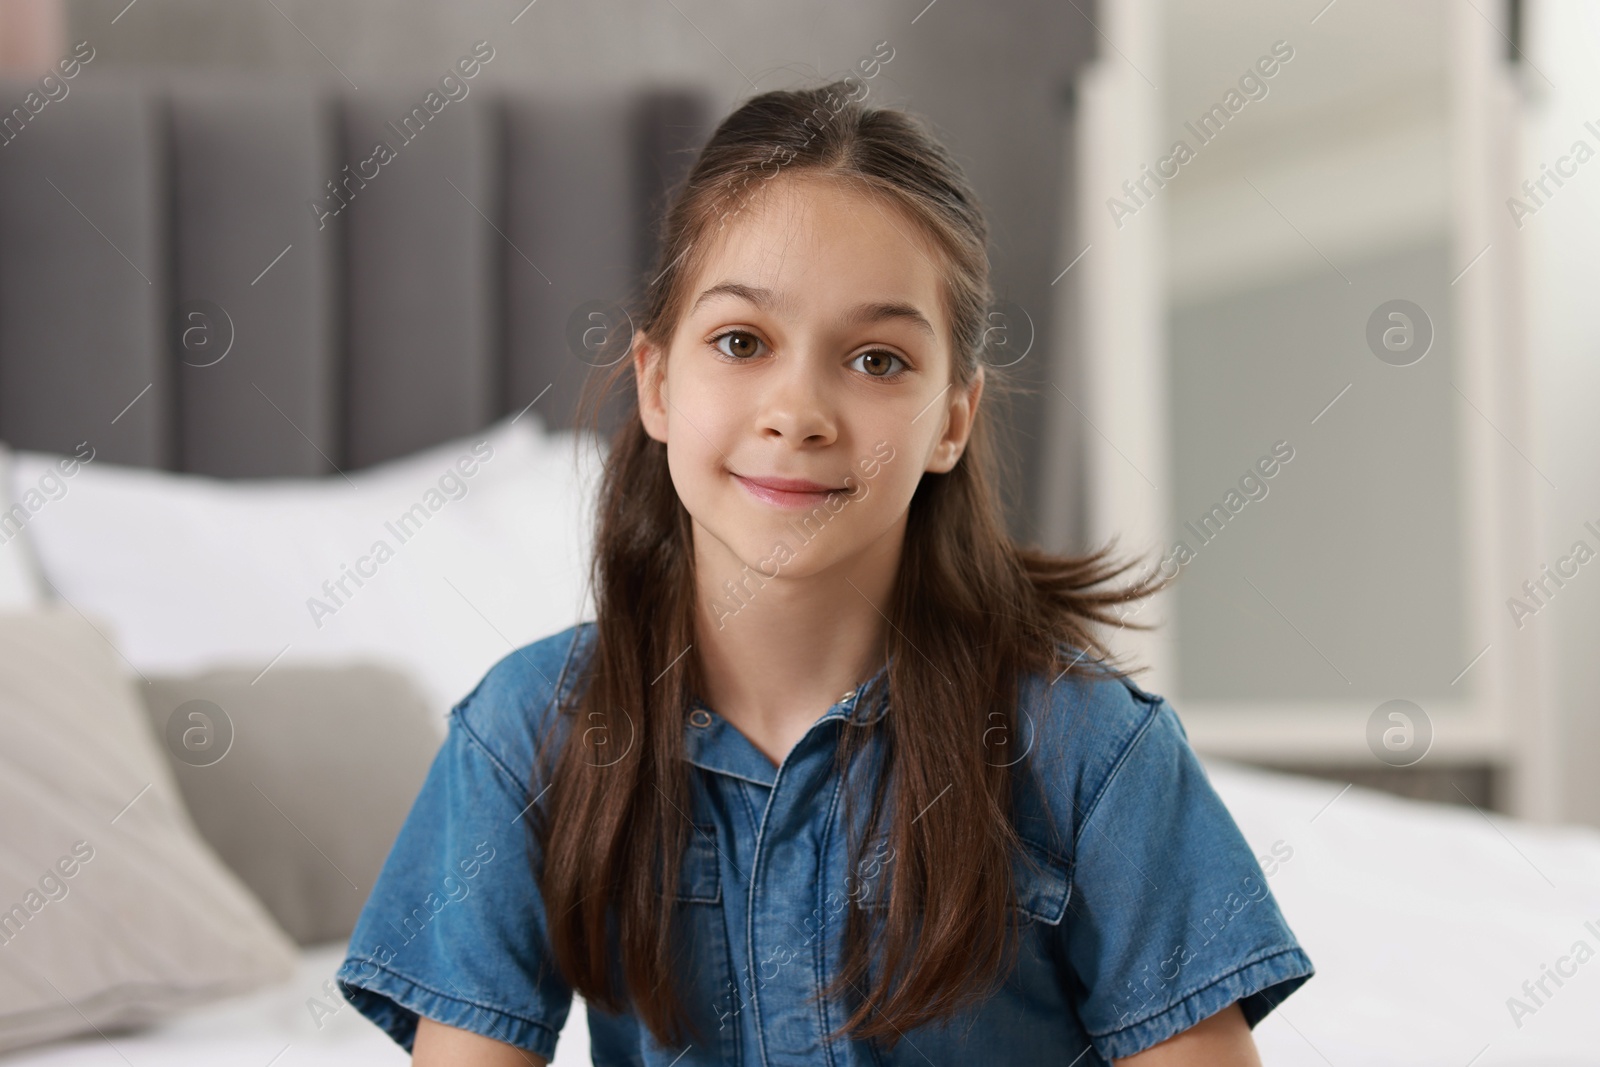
(732, 472), (844, 508)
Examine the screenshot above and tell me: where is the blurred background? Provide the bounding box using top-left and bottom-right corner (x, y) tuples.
(2, 1), (1599, 1063)
(3, 0), (1590, 822)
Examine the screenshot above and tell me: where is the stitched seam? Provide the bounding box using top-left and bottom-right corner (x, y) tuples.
(816, 766), (849, 1067)
(853, 841), (1067, 923)
(735, 780), (762, 844)
(450, 626), (597, 807)
(1060, 694), (1161, 907)
(341, 956), (562, 1041)
(453, 705), (535, 803)
(678, 824), (722, 904)
(1016, 829), (1073, 871)
(1072, 696), (1162, 850)
(685, 758), (781, 789)
(547, 622), (591, 717)
(1086, 945), (1311, 1039)
(719, 877), (744, 1066)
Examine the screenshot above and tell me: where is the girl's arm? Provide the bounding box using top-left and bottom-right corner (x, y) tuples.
(413, 1016), (549, 1066)
(1113, 1003), (1262, 1067)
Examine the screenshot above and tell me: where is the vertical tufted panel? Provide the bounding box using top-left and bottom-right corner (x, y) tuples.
(0, 79), (711, 475)
(339, 91), (500, 470)
(499, 87), (710, 436)
(169, 81), (339, 477)
(0, 80), (169, 467)
(501, 91), (638, 434)
(630, 89), (711, 284)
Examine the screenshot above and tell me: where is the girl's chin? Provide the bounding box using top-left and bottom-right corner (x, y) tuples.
(695, 531), (839, 581)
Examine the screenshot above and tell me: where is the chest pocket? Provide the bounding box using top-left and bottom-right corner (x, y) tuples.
(676, 824), (723, 904)
(856, 834), (1070, 925)
(1011, 837), (1072, 925)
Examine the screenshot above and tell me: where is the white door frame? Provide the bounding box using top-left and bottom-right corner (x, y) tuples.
(1065, 0), (1555, 818)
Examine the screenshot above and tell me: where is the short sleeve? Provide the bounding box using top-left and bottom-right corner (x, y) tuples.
(1059, 695), (1314, 1061)
(335, 688), (574, 1060)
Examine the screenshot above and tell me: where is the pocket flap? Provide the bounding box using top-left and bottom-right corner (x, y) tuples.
(856, 834), (1070, 924)
(676, 825), (722, 904)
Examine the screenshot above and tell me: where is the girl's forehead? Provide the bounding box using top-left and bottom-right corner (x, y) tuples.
(684, 176), (949, 329)
(710, 174), (927, 256)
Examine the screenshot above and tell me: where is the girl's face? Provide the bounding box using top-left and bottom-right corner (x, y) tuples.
(635, 175), (982, 585)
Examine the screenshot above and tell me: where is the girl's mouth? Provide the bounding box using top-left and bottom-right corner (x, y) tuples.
(731, 472), (844, 509)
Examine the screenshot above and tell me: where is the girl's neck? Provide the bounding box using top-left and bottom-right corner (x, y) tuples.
(689, 513), (901, 758)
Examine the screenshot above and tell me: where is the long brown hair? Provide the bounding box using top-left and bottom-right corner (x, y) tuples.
(530, 80), (1168, 1051)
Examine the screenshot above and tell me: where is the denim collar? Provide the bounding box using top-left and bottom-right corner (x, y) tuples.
(684, 659), (891, 786)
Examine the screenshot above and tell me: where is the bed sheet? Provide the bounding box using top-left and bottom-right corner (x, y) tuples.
(0, 942), (592, 1067)
(1207, 759), (1600, 1067)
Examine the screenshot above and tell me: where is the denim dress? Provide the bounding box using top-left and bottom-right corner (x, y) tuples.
(337, 622), (1314, 1064)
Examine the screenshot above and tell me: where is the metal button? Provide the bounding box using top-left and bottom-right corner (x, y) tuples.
(689, 708), (713, 728)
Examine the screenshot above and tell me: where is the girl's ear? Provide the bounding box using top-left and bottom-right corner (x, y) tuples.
(926, 365), (984, 474)
(634, 331), (669, 443)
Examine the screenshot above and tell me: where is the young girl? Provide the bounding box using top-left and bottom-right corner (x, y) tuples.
(337, 80), (1314, 1066)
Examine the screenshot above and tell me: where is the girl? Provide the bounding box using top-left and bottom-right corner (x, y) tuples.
(338, 81), (1314, 1066)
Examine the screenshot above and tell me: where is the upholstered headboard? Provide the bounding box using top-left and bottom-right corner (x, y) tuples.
(0, 72), (709, 476)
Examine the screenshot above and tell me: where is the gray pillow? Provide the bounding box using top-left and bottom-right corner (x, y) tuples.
(0, 607), (298, 1054)
(139, 661), (443, 946)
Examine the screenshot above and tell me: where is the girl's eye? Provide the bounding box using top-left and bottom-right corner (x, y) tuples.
(710, 330), (766, 361)
(707, 330), (909, 381)
(851, 349), (908, 379)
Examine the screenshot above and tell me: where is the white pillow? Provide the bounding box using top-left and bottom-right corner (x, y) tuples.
(0, 606), (299, 1054)
(11, 414), (602, 718)
(0, 442), (45, 609)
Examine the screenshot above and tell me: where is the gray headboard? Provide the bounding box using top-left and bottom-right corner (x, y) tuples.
(0, 73), (709, 476)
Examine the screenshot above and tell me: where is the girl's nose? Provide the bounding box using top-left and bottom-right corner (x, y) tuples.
(756, 353), (837, 445)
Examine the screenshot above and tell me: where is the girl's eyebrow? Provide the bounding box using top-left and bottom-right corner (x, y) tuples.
(691, 281), (936, 340)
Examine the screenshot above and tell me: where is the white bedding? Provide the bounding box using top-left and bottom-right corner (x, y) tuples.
(0, 941), (592, 1067)
(1212, 760), (1600, 1067)
(2, 762), (1596, 1066)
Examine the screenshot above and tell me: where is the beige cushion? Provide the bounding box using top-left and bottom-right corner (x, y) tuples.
(0, 608), (297, 1055)
(138, 662), (441, 946)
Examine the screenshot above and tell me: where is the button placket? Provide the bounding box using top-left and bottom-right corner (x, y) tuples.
(745, 715), (858, 1066)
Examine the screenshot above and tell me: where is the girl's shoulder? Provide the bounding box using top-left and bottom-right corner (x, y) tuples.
(445, 620), (597, 789)
(1017, 648), (1316, 1051)
(1016, 644), (1194, 853)
(1029, 641), (1173, 753)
